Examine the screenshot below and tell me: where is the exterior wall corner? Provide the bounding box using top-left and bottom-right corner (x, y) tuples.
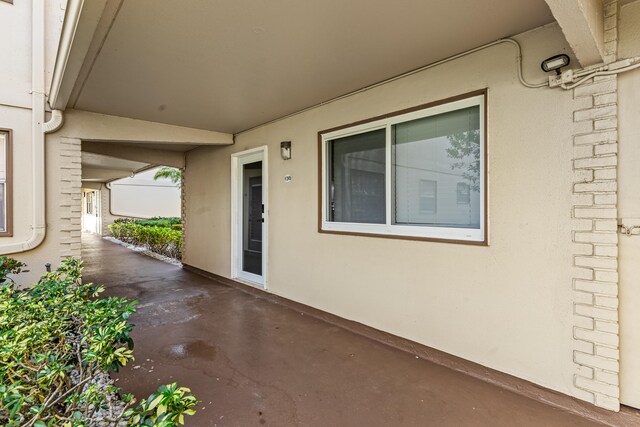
(570, 0), (621, 411)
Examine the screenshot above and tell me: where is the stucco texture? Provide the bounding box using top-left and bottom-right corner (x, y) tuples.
(184, 23), (580, 397)
(617, 0), (640, 407)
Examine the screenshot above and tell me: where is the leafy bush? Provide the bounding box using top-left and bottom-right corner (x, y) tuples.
(0, 258), (197, 426)
(109, 223), (182, 260)
(113, 218), (134, 224)
(132, 218), (181, 229)
(112, 218), (181, 230)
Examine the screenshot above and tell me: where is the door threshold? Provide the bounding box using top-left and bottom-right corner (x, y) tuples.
(234, 275), (266, 290)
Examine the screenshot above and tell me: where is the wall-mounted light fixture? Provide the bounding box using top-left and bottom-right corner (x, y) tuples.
(541, 54), (570, 75)
(280, 141), (292, 160)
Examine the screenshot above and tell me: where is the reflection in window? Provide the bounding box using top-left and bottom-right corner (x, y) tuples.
(418, 180), (437, 214)
(393, 106), (480, 228)
(457, 182), (471, 204)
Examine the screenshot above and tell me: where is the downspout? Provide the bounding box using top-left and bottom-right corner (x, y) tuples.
(0, 1), (63, 255)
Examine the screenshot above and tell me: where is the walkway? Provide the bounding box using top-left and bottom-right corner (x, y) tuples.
(81, 234), (603, 427)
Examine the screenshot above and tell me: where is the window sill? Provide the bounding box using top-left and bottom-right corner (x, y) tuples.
(318, 227), (487, 246)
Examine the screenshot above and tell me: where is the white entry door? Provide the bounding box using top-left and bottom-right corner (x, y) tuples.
(231, 147), (268, 288)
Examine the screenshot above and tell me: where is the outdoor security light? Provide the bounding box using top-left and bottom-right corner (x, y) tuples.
(541, 54), (570, 75)
(281, 141), (292, 160)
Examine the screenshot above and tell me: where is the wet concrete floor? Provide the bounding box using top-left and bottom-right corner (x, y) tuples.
(81, 234), (604, 427)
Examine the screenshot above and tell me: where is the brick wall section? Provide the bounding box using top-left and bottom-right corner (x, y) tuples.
(58, 137), (82, 259)
(571, 0), (620, 412)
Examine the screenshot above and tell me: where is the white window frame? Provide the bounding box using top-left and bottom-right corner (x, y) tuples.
(320, 93), (486, 243)
(0, 130), (11, 236)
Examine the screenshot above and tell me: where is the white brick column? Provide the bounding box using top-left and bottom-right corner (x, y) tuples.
(58, 137), (82, 259)
(571, 0), (620, 412)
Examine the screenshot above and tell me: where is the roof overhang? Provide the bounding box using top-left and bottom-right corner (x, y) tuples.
(544, 0), (606, 66)
(49, 0), (560, 134)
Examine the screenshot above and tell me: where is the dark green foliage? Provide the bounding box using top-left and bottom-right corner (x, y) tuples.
(132, 218), (181, 229)
(112, 217), (181, 229)
(109, 223), (182, 260)
(0, 259), (197, 426)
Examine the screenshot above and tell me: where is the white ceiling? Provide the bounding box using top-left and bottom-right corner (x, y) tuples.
(72, 0), (554, 134)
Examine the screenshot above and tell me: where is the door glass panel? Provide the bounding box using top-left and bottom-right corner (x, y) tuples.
(242, 161), (262, 276)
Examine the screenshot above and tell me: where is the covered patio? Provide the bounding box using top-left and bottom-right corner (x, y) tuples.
(81, 234), (604, 426)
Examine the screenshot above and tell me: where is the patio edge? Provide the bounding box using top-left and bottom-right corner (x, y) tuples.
(182, 263), (640, 427)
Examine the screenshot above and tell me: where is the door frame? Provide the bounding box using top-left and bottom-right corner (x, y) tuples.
(230, 146), (268, 289)
(82, 189), (101, 234)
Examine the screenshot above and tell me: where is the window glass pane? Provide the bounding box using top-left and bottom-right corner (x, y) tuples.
(392, 105), (480, 228)
(419, 179), (437, 213)
(457, 182), (470, 204)
(328, 129), (386, 224)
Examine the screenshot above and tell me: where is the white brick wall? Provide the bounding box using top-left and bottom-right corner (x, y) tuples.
(571, 0), (620, 412)
(58, 137), (82, 260)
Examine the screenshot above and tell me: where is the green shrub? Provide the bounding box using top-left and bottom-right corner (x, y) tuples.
(109, 223), (182, 260)
(113, 218), (134, 224)
(0, 258), (197, 426)
(132, 218), (181, 229)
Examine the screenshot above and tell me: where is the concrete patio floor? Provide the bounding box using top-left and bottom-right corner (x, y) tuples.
(81, 233), (604, 427)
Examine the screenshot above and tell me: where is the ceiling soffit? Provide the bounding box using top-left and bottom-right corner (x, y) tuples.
(72, 0), (555, 133)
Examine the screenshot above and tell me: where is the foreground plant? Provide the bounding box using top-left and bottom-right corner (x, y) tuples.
(0, 257), (197, 426)
(125, 384), (196, 427)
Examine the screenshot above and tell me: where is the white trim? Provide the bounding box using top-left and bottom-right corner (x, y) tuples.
(230, 146), (268, 289)
(321, 94), (485, 243)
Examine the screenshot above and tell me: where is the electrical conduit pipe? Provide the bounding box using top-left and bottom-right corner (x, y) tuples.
(0, 1), (64, 255)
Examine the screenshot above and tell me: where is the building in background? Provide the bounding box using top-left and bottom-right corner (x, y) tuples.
(81, 167), (181, 235)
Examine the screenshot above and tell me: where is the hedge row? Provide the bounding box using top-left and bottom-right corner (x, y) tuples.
(109, 223), (182, 260)
(114, 217), (181, 230)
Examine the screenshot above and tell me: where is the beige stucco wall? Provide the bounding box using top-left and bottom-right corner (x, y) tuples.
(0, 1), (69, 285)
(110, 168), (181, 219)
(184, 23), (581, 396)
(618, 0), (640, 221)
(616, 0), (640, 407)
(10, 133), (81, 285)
(94, 169), (181, 236)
